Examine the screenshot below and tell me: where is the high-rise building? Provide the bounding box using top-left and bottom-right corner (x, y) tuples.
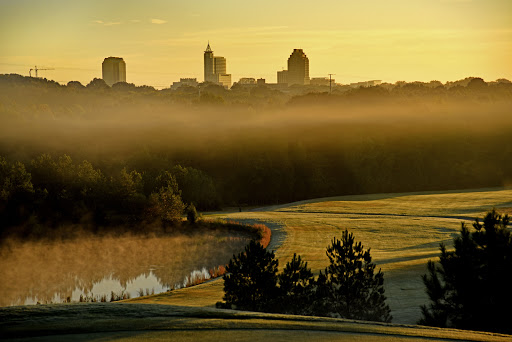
(204, 43), (215, 83)
(203, 42), (231, 88)
(102, 57), (126, 86)
(277, 70), (288, 85)
(214, 57), (226, 75)
(287, 49), (309, 86)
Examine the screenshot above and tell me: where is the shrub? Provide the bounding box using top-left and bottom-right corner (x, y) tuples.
(186, 203), (199, 224)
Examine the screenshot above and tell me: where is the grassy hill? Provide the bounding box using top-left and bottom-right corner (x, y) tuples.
(126, 187), (512, 324)
(2, 188), (511, 341)
(1, 303), (511, 342)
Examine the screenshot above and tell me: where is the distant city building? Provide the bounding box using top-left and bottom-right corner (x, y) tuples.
(277, 70), (288, 85)
(214, 57), (226, 74)
(171, 78), (199, 90)
(287, 49), (309, 86)
(257, 78), (266, 85)
(216, 74), (232, 88)
(204, 43), (215, 83)
(238, 77), (256, 85)
(310, 77), (335, 86)
(102, 57), (126, 86)
(349, 80), (382, 88)
(203, 43), (231, 88)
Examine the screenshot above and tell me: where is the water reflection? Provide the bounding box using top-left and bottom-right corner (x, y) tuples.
(0, 230), (251, 306)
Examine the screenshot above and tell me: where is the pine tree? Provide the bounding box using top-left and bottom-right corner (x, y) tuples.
(220, 240), (278, 311)
(322, 230), (392, 322)
(419, 209), (512, 334)
(278, 253), (315, 314)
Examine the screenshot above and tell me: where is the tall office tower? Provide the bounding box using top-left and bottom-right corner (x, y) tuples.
(287, 49), (310, 86)
(204, 43), (216, 83)
(102, 57), (126, 86)
(214, 56), (231, 88)
(214, 56), (226, 75)
(203, 42), (231, 88)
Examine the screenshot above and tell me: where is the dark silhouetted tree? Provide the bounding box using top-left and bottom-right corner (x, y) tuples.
(419, 209), (512, 334)
(219, 240), (278, 311)
(0, 157), (34, 226)
(66, 81), (85, 90)
(321, 230), (392, 322)
(278, 253), (315, 315)
(466, 77), (487, 89)
(112, 82), (136, 92)
(86, 78), (109, 91)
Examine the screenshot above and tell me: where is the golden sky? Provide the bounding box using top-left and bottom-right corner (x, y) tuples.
(1, 0), (511, 87)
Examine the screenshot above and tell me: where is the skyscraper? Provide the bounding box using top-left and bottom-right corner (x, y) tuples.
(204, 43), (215, 83)
(203, 42), (231, 88)
(287, 49), (309, 86)
(214, 56), (226, 75)
(102, 57), (126, 86)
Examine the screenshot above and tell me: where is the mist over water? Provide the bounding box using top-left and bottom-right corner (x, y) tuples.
(0, 231), (250, 306)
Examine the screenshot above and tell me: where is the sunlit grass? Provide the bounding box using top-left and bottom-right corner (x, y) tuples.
(137, 187), (512, 325)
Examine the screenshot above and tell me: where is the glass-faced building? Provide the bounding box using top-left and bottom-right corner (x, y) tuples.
(203, 43), (231, 88)
(287, 49), (310, 86)
(102, 57), (126, 86)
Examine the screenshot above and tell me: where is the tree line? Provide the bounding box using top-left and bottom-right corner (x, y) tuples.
(217, 230), (392, 322)
(2, 74), (511, 208)
(0, 154), (218, 239)
(1, 74), (510, 108)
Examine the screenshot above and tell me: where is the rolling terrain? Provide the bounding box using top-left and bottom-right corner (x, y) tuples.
(127, 187), (512, 324)
(2, 187), (511, 341)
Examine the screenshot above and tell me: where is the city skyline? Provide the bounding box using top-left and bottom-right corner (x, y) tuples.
(204, 43), (231, 87)
(1, 1), (511, 87)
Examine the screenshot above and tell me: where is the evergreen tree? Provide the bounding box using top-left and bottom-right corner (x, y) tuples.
(278, 253), (315, 315)
(219, 240), (278, 312)
(322, 230), (392, 322)
(419, 209), (512, 334)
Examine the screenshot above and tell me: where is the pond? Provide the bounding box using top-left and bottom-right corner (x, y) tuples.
(0, 231), (251, 306)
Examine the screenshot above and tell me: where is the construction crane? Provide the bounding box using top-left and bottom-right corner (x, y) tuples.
(29, 66), (55, 78)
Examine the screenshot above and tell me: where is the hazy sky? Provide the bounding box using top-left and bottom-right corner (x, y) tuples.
(1, 0), (511, 87)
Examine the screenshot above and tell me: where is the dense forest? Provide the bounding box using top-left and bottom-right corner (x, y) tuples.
(1, 74), (511, 234)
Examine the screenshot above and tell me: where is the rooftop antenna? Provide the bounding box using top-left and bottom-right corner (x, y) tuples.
(29, 65), (55, 78)
(328, 73), (336, 94)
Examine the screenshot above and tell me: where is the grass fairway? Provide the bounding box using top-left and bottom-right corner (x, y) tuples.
(3, 188), (512, 341)
(126, 187), (512, 325)
(2, 303), (511, 342)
